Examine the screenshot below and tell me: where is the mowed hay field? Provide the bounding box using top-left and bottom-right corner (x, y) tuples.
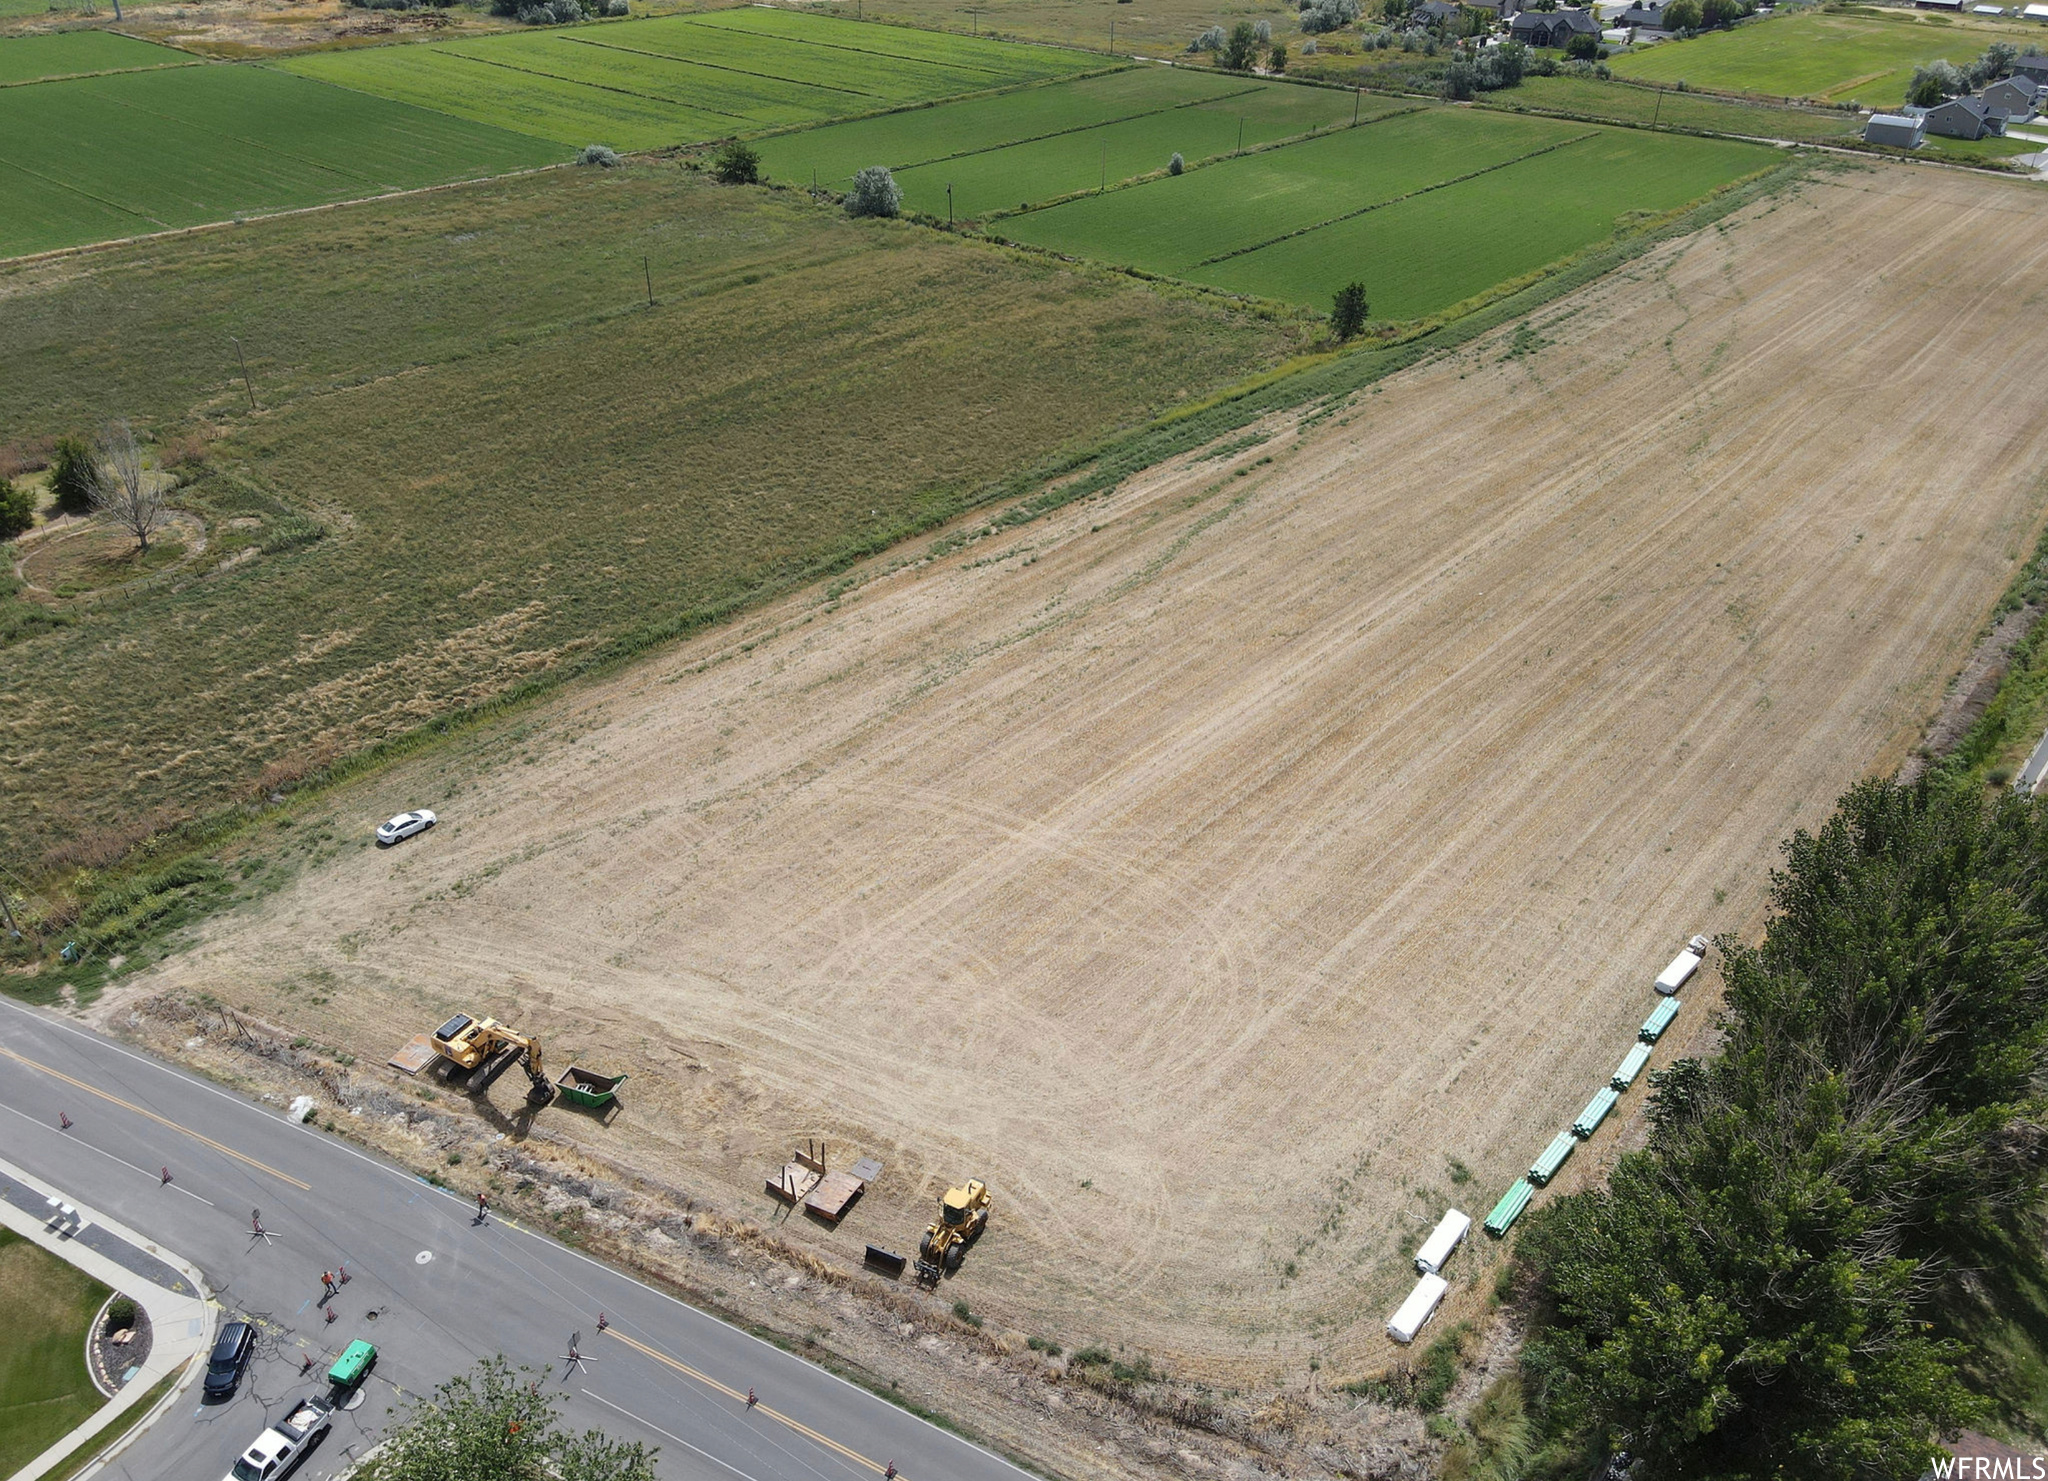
(138, 165), (2048, 1375)
(282, 8), (1106, 149)
(1002, 107), (1774, 312)
(0, 163), (1290, 862)
(0, 28), (191, 83)
(0, 58), (559, 256)
(1610, 7), (2048, 103)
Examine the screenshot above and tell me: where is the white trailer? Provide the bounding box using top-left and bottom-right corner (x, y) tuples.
(1413, 1209), (1471, 1275)
(1387, 1272), (1449, 1345)
(1655, 947), (1703, 995)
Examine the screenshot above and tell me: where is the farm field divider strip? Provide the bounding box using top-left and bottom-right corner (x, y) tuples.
(870, 83), (1269, 174)
(0, 59), (205, 89)
(665, 11), (1056, 78)
(435, 47), (748, 120)
(95, 83), (383, 188)
(1189, 128), (1600, 268)
(0, 151), (167, 226)
(557, 34), (877, 99)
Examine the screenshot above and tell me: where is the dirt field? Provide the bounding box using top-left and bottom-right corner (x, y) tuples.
(133, 162), (2048, 1386)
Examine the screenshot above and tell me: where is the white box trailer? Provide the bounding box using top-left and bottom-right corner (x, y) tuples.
(1414, 1209), (1471, 1275)
(1655, 948), (1703, 995)
(1387, 1272), (1449, 1344)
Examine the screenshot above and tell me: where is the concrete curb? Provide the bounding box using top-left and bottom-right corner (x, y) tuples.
(0, 1156), (215, 1481)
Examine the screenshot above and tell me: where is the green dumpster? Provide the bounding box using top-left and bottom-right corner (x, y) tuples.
(556, 1066), (627, 1111)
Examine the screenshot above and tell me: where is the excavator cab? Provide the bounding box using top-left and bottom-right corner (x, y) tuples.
(430, 1014), (554, 1106)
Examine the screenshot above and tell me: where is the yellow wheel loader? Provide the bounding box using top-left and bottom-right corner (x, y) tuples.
(432, 1014), (555, 1107)
(915, 1179), (990, 1284)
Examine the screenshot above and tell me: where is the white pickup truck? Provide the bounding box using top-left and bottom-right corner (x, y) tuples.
(226, 1397), (333, 1481)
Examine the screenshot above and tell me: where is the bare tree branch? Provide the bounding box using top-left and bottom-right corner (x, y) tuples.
(85, 419), (166, 553)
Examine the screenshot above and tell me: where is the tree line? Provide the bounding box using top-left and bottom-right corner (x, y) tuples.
(1518, 777), (2048, 1477)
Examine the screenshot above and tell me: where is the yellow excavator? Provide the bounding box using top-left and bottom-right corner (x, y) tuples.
(431, 1014), (555, 1107)
(915, 1179), (990, 1284)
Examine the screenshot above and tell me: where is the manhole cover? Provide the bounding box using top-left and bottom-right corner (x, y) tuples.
(341, 1386), (368, 1411)
(365, 1308), (381, 1322)
(415, 1251), (433, 1265)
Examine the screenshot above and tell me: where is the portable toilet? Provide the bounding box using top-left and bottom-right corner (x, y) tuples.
(1529, 1129), (1576, 1186)
(1572, 1086), (1620, 1138)
(1387, 1272), (1449, 1345)
(1484, 1179), (1534, 1238)
(1611, 1041), (1653, 1091)
(1414, 1209), (1471, 1274)
(1640, 997), (1682, 1043)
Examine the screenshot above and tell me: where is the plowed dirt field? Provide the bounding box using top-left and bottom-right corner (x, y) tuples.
(139, 163), (2048, 1380)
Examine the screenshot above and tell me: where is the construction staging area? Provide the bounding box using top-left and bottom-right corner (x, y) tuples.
(133, 165), (2048, 1381)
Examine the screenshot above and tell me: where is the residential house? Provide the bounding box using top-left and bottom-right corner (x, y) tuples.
(1508, 7), (1600, 45)
(1981, 73), (2042, 119)
(1415, 0), (1464, 23)
(2009, 50), (2048, 82)
(1616, 0), (1669, 27)
(1861, 112), (1926, 146)
(1921, 93), (2003, 137)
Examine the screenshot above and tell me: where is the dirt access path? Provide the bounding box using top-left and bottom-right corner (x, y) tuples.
(136, 163), (2048, 1386)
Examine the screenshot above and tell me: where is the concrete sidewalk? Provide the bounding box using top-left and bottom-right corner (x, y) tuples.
(0, 1156), (215, 1481)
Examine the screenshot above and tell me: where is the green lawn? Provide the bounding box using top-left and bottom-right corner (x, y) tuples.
(281, 9), (1107, 149)
(1610, 7), (2048, 104)
(0, 63), (562, 256)
(1001, 106), (1596, 279)
(753, 67), (1386, 217)
(0, 163), (1292, 864)
(1192, 126), (1776, 317)
(0, 30), (189, 84)
(0, 1229), (112, 1478)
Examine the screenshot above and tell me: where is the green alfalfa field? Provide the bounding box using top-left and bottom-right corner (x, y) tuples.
(1609, 6), (2048, 103)
(0, 60), (560, 257)
(0, 28), (189, 83)
(0, 162), (1295, 866)
(281, 7), (1107, 149)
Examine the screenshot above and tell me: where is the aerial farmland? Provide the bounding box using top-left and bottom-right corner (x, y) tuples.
(5, 0), (2048, 1475)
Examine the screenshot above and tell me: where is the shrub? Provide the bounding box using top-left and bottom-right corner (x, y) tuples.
(1298, 0), (1360, 33)
(1660, 0), (1700, 27)
(711, 140), (760, 185)
(1564, 29), (1598, 57)
(1221, 19), (1261, 68)
(105, 1296), (138, 1330)
(1908, 58), (1965, 105)
(576, 144), (620, 167)
(49, 435), (93, 517)
(950, 1300), (982, 1327)
(1331, 281), (1369, 339)
(844, 165), (901, 218)
(0, 478), (31, 542)
(1268, 40), (1288, 69)
(1168, 151), (1185, 175)
(1026, 1335), (1063, 1355)
(1189, 22), (1225, 49)
(1070, 1345), (1112, 1366)
(1254, 16), (1272, 39)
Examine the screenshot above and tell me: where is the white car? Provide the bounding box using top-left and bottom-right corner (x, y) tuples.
(375, 809), (437, 847)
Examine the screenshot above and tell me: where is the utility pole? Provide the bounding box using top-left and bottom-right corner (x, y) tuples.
(643, 254), (653, 306)
(231, 337), (256, 412)
(1101, 141), (1108, 190)
(1354, 87), (1361, 125)
(0, 879), (20, 941)
(1237, 116), (1244, 153)
(1109, 16), (1115, 50)
(947, 182), (953, 224)
(1652, 87), (1662, 128)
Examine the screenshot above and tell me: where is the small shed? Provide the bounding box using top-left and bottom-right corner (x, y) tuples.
(1387, 1273), (1449, 1345)
(2025, 5), (2048, 19)
(1414, 1209), (1472, 1274)
(1863, 112), (1927, 147)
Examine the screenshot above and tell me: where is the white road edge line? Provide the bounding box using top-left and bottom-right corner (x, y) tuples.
(0, 999), (1034, 1479)
(582, 1389), (769, 1481)
(0, 1097), (216, 1206)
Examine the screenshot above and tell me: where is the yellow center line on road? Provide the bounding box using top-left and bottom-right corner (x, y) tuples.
(602, 1328), (896, 1477)
(0, 1044), (312, 1191)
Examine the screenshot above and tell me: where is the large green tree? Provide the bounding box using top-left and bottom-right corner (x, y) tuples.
(354, 1357), (657, 1481)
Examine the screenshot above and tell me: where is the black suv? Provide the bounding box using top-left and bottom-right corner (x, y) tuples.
(203, 1321), (256, 1402)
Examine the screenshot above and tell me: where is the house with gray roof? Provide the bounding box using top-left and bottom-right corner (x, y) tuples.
(1980, 73), (2042, 119)
(1921, 93), (2003, 138)
(2010, 51), (2048, 83)
(1508, 7), (1600, 44)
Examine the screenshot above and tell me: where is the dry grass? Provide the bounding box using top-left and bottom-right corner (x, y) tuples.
(134, 164), (2048, 1384)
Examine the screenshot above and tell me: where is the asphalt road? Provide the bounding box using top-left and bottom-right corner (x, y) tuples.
(0, 996), (1024, 1481)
